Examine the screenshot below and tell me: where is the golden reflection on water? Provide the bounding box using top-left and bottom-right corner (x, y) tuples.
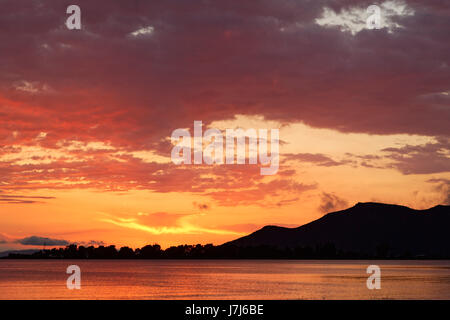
(0, 260), (449, 299)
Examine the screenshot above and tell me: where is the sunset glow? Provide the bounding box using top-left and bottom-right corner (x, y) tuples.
(0, 0), (449, 252)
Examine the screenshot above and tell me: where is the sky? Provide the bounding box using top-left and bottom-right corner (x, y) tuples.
(0, 0), (449, 251)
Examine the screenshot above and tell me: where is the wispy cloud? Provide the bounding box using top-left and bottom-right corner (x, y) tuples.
(100, 212), (244, 236)
(15, 235), (69, 246)
(318, 192), (348, 213)
(0, 194), (55, 204)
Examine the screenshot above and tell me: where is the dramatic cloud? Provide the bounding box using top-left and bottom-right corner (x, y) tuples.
(0, 0), (448, 152)
(0, 0), (448, 210)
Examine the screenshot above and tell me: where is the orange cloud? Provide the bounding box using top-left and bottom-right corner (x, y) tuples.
(100, 211), (244, 236)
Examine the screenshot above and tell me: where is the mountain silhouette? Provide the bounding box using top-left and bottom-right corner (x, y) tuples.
(4, 202), (449, 259)
(223, 202), (450, 257)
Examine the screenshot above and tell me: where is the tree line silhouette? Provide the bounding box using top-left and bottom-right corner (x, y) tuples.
(4, 242), (443, 259)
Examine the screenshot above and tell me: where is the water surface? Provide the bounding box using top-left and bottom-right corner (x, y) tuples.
(0, 260), (448, 299)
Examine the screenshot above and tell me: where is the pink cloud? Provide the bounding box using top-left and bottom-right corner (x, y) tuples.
(0, 0), (448, 203)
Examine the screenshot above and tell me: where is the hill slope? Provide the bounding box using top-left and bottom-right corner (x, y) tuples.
(224, 202), (450, 257)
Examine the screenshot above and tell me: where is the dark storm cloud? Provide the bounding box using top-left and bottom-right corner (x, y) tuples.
(16, 235), (69, 246)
